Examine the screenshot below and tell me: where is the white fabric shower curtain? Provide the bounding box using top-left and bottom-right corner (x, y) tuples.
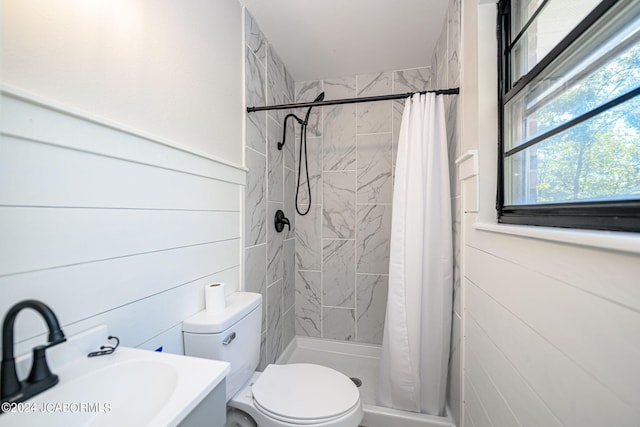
(377, 93), (453, 416)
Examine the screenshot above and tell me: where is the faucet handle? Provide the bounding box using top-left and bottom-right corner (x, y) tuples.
(25, 336), (65, 384)
(26, 346), (56, 384)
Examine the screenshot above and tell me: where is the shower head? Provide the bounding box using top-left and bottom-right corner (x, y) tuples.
(314, 92), (325, 102)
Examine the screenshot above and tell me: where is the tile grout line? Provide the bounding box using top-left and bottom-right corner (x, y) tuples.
(354, 75), (359, 342)
(320, 78), (325, 339)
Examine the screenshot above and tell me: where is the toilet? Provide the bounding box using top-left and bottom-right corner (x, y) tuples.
(183, 292), (363, 427)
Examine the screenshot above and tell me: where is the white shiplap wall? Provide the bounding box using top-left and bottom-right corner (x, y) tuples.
(0, 88), (245, 356)
(458, 2), (640, 426)
(461, 216), (640, 426)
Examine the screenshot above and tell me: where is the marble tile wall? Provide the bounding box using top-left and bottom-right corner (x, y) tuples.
(244, 9), (296, 369)
(431, 0), (462, 424)
(294, 66), (432, 345)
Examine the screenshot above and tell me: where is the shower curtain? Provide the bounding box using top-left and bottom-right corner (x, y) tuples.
(377, 93), (453, 416)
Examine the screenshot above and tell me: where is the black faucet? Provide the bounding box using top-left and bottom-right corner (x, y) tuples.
(1, 300), (66, 406)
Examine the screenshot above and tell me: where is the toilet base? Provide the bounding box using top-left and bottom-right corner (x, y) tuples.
(226, 407), (257, 427)
(228, 372), (363, 427)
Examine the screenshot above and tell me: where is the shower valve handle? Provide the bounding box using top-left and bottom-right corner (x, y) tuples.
(274, 210), (290, 233)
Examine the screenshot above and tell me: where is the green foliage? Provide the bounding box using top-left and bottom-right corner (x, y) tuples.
(517, 43), (640, 203)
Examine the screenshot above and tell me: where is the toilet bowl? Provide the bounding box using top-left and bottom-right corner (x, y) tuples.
(183, 292), (363, 427)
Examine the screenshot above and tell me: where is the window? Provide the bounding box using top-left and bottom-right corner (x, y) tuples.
(497, 0), (640, 232)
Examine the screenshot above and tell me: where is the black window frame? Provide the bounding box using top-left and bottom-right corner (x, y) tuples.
(497, 0), (640, 233)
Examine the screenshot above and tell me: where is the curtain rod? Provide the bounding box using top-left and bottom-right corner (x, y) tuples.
(246, 88), (460, 113)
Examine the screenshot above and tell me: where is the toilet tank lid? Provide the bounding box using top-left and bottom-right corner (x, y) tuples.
(182, 292), (261, 334)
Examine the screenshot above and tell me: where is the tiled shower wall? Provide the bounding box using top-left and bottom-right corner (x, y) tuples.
(431, 0), (462, 423)
(243, 10), (297, 369)
(293, 68), (432, 345)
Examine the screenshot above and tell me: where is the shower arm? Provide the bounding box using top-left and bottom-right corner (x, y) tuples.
(277, 113), (305, 151)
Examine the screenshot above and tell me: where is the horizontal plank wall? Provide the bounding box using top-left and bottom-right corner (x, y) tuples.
(0, 89), (245, 356)
(462, 228), (640, 426)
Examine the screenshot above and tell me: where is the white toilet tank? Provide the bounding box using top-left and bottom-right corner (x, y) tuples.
(183, 292), (262, 400)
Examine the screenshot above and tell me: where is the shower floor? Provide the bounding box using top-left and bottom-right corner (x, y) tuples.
(277, 336), (455, 427)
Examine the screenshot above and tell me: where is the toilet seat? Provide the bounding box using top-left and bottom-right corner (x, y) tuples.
(251, 364), (360, 424)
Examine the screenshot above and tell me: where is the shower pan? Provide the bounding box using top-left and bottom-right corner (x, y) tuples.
(277, 337), (456, 427)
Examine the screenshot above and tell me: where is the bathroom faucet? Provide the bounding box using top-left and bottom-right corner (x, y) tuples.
(1, 300), (66, 406)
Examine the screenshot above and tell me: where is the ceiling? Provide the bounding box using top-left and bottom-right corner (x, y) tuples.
(240, 0), (449, 82)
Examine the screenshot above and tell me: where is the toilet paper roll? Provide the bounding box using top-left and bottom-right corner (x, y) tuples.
(205, 283), (226, 312)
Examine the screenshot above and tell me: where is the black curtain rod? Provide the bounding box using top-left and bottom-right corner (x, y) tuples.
(246, 88), (460, 113)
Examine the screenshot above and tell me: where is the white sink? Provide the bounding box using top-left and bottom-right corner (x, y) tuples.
(0, 326), (229, 426)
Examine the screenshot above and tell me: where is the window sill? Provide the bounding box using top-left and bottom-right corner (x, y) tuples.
(473, 222), (640, 255)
